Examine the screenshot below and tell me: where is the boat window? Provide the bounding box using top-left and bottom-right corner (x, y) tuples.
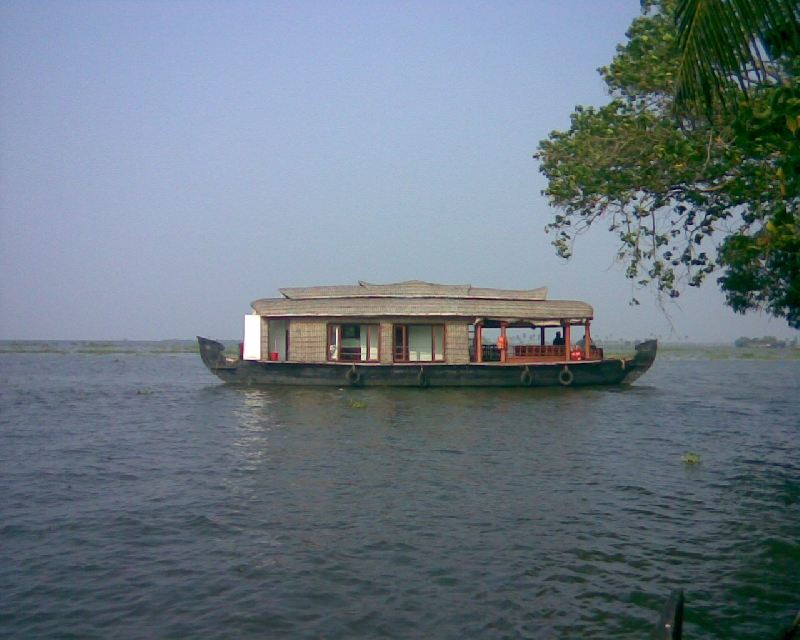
(327, 323), (379, 362)
(393, 324), (445, 362)
(328, 324), (340, 360)
(394, 326), (408, 361)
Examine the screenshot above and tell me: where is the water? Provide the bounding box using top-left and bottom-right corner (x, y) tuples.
(1, 347), (798, 639)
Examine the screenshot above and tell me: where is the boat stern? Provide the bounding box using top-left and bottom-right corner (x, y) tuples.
(620, 339), (658, 384)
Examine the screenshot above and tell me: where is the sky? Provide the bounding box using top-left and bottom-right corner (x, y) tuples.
(1, 0), (797, 343)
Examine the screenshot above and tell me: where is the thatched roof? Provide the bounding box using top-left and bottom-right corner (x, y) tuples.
(279, 280), (548, 301)
(252, 281), (592, 325)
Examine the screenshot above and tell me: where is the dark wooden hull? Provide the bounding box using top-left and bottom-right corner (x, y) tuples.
(197, 337), (657, 388)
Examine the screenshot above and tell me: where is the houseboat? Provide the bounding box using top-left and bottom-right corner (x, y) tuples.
(198, 280), (657, 387)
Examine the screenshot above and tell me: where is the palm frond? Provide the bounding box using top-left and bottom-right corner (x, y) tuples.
(674, 0), (800, 113)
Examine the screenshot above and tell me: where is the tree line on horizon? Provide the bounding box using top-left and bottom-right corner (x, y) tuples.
(734, 334), (798, 347)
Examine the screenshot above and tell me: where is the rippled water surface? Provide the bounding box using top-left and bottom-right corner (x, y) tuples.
(1, 347), (798, 639)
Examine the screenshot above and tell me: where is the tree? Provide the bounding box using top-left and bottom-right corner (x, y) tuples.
(535, 0), (800, 327)
(674, 0), (800, 112)
(674, 0), (800, 325)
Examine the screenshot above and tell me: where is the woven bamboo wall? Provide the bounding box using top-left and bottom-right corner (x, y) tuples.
(285, 317), (472, 364)
(445, 322), (470, 364)
(259, 316), (270, 362)
(288, 319), (328, 363)
(379, 321), (393, 364)
(376, 317), (471, 365)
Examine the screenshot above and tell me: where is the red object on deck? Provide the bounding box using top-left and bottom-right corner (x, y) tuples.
(269, 352), (279, 361)
(571, 346), (583, 361)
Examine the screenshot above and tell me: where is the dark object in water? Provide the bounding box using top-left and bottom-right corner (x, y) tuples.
(779, 611), (800, 640)
(648, 590), (800, 640)
(649, 590), (684, 640)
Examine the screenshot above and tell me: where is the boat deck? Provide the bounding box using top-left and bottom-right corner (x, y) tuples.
(481, 344), (603, 363)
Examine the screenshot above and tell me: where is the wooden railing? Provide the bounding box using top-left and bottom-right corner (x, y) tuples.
(475, 344), (604, 362)
(482, 345), (501, 361)
(512, 345), (565, 358)
(509, 345), (603, 360)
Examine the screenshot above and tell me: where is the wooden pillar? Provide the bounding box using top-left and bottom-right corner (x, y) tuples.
(476, 323), (483, 363)
(540, 326), (545, 346)
(564, 324), (571, 360)
(584, 323), (592, 359)
(500, 322), (508, 363)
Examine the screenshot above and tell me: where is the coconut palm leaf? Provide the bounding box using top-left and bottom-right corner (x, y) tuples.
(674, 0), (800, 112)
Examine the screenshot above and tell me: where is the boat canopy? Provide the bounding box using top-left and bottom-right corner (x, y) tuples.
(251, 281), (593, 326)
(279, 280), (548, 301)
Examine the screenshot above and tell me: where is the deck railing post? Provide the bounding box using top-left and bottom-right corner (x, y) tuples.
(585, 322), (592, 360)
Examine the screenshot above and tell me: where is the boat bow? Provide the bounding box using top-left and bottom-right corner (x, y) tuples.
(621, 339), (658, 384)
(197, 336), (237, 372)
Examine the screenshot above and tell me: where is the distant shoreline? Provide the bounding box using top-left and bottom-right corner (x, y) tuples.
(1, 340), (797, 360)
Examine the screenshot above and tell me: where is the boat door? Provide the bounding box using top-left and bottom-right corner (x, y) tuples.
(268, 319), (288, 361)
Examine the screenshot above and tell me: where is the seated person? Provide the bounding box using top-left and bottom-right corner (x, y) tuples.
(552, 331), (565, 346)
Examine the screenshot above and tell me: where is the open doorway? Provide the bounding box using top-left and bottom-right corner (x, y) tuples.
(268, 319), (288, 361)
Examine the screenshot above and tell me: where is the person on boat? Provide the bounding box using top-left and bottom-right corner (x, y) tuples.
(552, 331), (564, 346)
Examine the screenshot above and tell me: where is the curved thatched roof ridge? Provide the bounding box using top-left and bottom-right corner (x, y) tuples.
(251, 297), (593, 325)
(467, 287), (548, 301)
(279, 280), (549, 301)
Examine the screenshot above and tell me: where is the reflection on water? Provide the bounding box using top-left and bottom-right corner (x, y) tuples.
(0, 352), (797, 639)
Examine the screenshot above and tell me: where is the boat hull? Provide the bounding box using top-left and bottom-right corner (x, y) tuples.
(197, 337), (657, 388)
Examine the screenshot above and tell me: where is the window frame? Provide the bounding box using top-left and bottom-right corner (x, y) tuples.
(392, 324), (446, 363)
(327, 323), (380, 362)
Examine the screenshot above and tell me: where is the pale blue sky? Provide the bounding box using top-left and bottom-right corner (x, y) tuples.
(1, 0), (796, 342)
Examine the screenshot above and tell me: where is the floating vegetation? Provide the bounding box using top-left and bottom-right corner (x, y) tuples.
(0, 340), (207, 355)
(77, 347), (136, 355)
(0, 341), (69, 354)
(657, 344), (800, 361)
(682, 452), (702, 465)
(350, 401), (366, 409)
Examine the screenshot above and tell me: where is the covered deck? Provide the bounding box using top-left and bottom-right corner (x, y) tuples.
(246, 281), (600, 366)
(471, 319), (601, 364)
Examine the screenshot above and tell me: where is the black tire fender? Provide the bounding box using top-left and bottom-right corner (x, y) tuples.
(346, 366), (361, 385)
(521, 366), (533, 387)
